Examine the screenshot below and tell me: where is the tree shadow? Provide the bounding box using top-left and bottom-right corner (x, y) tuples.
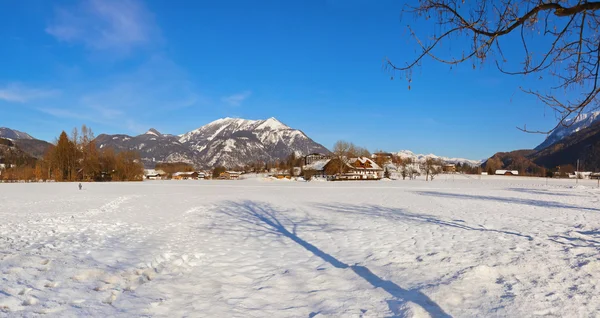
(505, 188), (580, 197)
(549, 229), (600, 250)
(316, 203), (534, 241)
(415, 191), (599, 212)
(215, 200), (452, 318)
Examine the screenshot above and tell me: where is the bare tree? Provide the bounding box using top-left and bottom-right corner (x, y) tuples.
(333, 140), (351, 176)
(421, 157), (442, 181)
(388, 0), (600, 134)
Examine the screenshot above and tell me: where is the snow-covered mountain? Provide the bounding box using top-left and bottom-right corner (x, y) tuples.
(535, 110), (600, 150)
(395, 150), (482, 167)
(0, 127), (34, 140)
(179, 117), (330, 168)
(95, 118), (330, 168)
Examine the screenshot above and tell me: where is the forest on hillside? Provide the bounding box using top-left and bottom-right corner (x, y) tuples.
(0, 126), (144, 182)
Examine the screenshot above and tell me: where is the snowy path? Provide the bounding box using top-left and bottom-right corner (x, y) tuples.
(1, 177), (600, 317)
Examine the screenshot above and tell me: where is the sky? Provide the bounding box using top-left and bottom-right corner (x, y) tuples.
(0, 0), (569, 159)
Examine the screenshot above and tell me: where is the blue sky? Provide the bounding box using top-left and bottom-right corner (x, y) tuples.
(0, 0), (565, 159)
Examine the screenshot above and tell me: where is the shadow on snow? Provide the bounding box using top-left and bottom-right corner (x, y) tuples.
(215, 200), (452, 318)
(316, 202), (534, 241)
(415, 191), (599, 212)
(505, 188), (581, 197)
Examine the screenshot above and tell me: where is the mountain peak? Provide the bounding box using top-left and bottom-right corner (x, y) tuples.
(256, 117), (289, 130)
(145, 128), (162, 136)
(0, 127), (35, 140)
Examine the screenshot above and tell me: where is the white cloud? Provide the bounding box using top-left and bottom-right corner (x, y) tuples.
(46, 0), (159, 55)
(222, 91), (252, 106)
(0, 84), (59, 103)
(37, 56), (201, 134)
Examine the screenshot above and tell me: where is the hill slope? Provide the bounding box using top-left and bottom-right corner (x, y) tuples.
(531, 121), (600, 170)
(535, 111), (600, 150)
(0, 127), (52, 159)
(0, 127), (34, 140)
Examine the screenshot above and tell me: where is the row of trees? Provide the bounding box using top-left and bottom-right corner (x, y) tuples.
(1, 125), (144, 182)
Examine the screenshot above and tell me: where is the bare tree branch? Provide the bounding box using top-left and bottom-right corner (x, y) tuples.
(390, 0), (600, 134)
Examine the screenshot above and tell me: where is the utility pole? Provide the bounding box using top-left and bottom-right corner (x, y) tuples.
(576, 159), (580, 184)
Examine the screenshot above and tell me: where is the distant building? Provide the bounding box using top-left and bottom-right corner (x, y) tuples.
(495, 170), (519, 176)
(573, 172), (593, 179)
(304, 153), (330, 165)
(324, 157), (383, 180)
(172, 172), (199, 180)
(271, 172), (292, 179)
(371, 152), (394, 162)
(442, 164), (456, 173)
(219, 171), (241, 180)
(302, 159), (330, 179)
(144, 169), (165, 180)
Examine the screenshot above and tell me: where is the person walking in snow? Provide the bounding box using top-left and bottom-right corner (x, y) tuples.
(78, 183), (82, 190)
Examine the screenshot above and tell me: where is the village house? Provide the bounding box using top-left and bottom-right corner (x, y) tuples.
(219, 171), (241, 180)
(495, 170), (519, 176)
(144, 169), (166, 180)
(172, 171), (199, 180)
(302, 159), (330, 179)
(371, 152), (394, 162)
(271, 172), (292, 179)
(304, 153), (330, 165)
(324, 157), (383, 180)
(442, 164), (456, 173)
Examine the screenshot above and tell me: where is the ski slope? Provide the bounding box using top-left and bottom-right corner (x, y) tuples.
(1, 176), (600, 317)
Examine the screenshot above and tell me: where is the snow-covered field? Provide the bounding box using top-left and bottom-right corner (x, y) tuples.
(2, 176), (600, 317)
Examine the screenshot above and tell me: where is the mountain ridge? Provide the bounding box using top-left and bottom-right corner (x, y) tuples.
(535, 110), (600, 150)
(96, 117), (331, 168)
(395, 150), (482, 167)
(0, 127), (35, 140)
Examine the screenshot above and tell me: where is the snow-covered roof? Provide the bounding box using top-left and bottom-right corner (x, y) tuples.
(347, 157), (382, 171)
(173, 172), (197, 177)
(225, 171), (241, 175)
(495, 170), (519, 175)
(144, 169), (165, 176)
(303, 159), (330, 171)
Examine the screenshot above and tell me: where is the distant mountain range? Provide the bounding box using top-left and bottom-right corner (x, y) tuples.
(395, 150), (482, 167)
(96, 117), (331, 168)
(6, 110), (600, 171)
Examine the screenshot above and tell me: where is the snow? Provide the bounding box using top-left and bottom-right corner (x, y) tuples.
(145, 129), (161, 137)
(2, 177), (600, 316)
(255, 117), (289, 131)
(222, 139), (236, 152)
(303, 159), (330, 171)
